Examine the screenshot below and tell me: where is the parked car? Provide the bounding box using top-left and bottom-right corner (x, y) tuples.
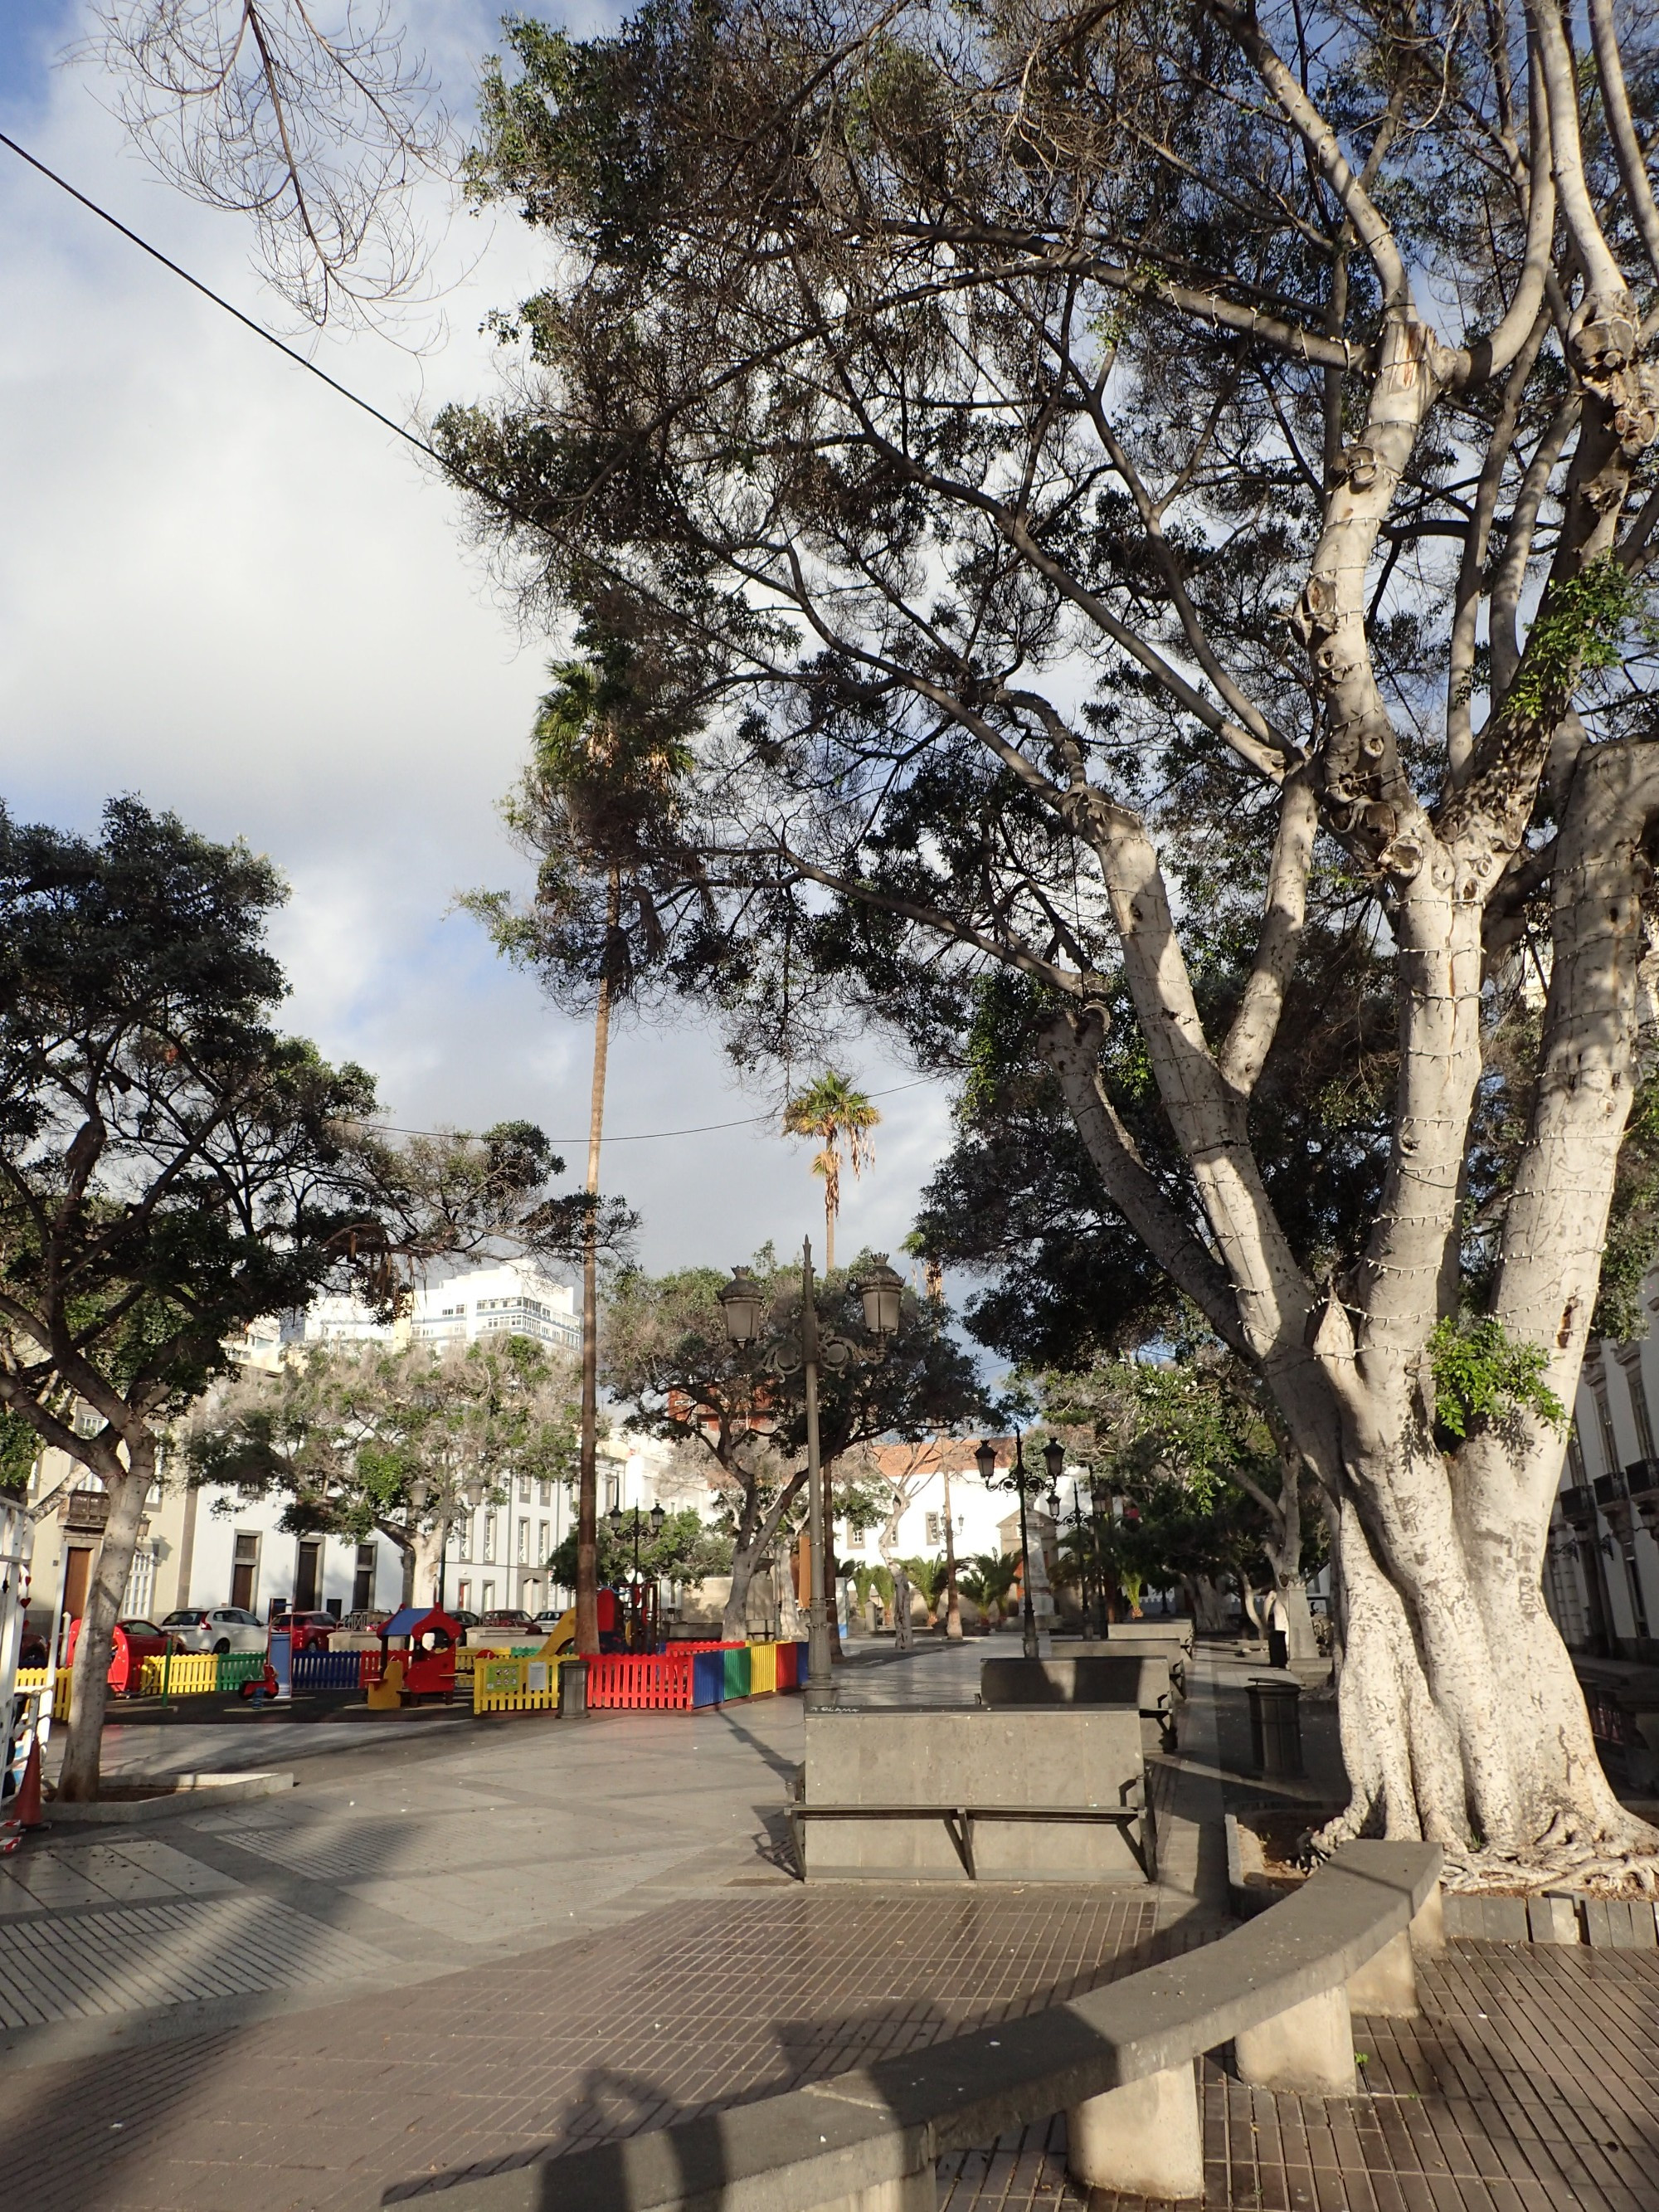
(19, 1624), (50, 1668)
(337, 1609), (392, 1634)
(158, 1606), (266, 1655)
(448, 1609), (480, 1629)
(63, 1616), (172, 1695)
(268, 1610), (338, 1653)
(477, 1608), (538, 1639)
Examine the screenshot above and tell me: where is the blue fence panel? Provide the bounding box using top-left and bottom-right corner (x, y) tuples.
(292, 1649), (363, 1690)
(691, 1649), (726, 1708)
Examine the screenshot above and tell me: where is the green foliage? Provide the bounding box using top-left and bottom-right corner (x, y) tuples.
(1504, 558), (1644, 724)
(186, 1333), (581, 1558)
(546, 1503), (732, 1587)
(1427, 1314), (1564, 1443)
(897, 1554), (947, 1613)
(958, 1550), (1019, 1616)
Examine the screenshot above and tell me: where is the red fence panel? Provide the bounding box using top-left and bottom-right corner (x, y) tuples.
(587, 1651), (693, 1710)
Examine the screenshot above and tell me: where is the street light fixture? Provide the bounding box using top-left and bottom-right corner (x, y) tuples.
(719, 1240), (894, 1703)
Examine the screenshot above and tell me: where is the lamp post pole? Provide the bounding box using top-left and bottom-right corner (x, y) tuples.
(798, 1242), (833, 1696)
(1014, 1438), (1039, 1659)
(941, 1451), (962, 1641)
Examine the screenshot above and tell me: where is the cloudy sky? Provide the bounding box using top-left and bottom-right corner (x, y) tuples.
(0, 0), (961, 1287)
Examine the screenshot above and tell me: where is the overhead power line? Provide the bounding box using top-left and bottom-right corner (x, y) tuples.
(0, 129), (440, 461)
(362, 1079), (936, 1146)
(0, 134), (946, 1156)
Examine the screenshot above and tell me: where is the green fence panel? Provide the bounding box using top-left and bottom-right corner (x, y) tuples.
(216, 1652), (265, 1691)
(722, 1645), (751, 1701)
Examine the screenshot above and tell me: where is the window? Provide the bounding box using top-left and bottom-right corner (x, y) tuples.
(231, 1532), (260, 1614)
(353, 1543), (377, 1612)
(603, 1467), (620, 1513)
(457, 1578), (471, 1610)
(482, 1580), (495, 1611)
(538, 1520), (549, 1562)
(1567, 1428), (1588, 1487)
(538, 1479), (552, 1508)
(1593, 1387), (1620, 1478)
(484, 1512), (498, 1563)
(519, 1474), (532, 1502)
(925, 1513), (943, 1545)
(518, 1518), (529, 1564)
(1619, 1352), (1657, 1460)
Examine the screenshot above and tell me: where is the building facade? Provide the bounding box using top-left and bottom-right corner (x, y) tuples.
(1544, 1307), (1659, 1664)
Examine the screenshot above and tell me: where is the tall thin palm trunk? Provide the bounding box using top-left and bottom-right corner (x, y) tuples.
(576, 865), (621, 1656)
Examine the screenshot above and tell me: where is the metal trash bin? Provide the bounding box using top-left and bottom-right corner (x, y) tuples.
(1247, 1675), (1303, 1777)
(558, 1657), (590, 1719)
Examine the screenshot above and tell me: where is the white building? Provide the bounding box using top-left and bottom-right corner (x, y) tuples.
(1543, 1300), (1659, 1664)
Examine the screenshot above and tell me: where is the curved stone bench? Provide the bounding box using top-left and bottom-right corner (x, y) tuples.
(403, 1840), (1443, 2212)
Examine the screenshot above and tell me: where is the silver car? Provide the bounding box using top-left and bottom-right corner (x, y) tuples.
(159, 1606), (267, 1655)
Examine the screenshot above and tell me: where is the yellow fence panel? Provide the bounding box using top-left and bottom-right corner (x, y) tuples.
(473, 1653), (570, 1714)
(13, 1667), (74, 1717)
(137, 1652), (221, 1696)
(749, 1642), (778, 1695)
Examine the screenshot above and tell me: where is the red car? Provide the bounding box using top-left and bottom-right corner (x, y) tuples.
(64, 1616), (173, 1695)
(269, 1610), (338, 1653)
(478, 1608), (538, 1638)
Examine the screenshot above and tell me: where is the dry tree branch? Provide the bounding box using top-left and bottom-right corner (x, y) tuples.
(82, 0), (453, 326)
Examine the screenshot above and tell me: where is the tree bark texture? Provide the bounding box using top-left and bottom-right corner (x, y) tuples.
(57, 1448), (152, 1803)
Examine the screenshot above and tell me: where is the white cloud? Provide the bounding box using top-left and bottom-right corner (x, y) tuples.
(0, 2), (960, 1285)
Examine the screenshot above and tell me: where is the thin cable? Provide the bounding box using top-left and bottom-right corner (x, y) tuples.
(0, 129), (437, 460)
(358, 1079), (936, 1145)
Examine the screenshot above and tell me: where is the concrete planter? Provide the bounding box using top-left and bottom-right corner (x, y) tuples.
(44, 1770), (294, 1825)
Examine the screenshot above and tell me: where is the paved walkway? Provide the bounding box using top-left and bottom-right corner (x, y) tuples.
(2, 1640), (1657, 2210)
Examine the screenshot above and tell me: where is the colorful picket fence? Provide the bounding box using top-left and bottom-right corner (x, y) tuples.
(472, 1653), (573, 1714)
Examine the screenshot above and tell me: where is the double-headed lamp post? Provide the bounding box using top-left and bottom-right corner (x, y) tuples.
(719, 1241), (903, 1703)
(976, 1433), (1064, 1659)
(610, 1498), (667, 1649)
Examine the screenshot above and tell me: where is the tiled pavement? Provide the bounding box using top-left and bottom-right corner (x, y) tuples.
(4, 1654), (1658, 2210)
(940, 1941), (1659, 2210)
(0, 1884), (1198, 2210)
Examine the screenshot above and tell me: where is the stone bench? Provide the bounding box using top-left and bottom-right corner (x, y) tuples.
(411, 1839), (1443, 2211)
(980, 1654), (1176, 1750)
(795, 1705), (1150, 1883)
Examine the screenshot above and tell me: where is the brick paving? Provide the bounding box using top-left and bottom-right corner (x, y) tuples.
(0, 1883), (1183, 2210)
(937, 1941), (1659, 2211)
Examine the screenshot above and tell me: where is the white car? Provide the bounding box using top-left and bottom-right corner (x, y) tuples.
(159, 1606), (267, 1655)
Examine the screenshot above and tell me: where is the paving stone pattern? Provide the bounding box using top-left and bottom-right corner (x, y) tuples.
(0, 1893), (394, 2029)
(0, 1886), (1174, 2210)
(938, 1940), (1659, 2211)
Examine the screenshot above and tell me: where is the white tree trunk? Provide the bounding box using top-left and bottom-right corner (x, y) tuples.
(57, 1450), (152, 1803)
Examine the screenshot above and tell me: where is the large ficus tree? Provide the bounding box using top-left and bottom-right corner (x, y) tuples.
(441, 0), (1659, 1886)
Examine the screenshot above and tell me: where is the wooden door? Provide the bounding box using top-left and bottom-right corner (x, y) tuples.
(63, 1546), (93, 1623)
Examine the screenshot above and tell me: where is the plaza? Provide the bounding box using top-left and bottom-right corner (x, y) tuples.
(2, 1640), (1657, 2210)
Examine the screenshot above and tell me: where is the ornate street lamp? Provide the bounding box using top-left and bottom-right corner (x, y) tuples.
(979, 1433), (1044, 1658)
(720, 1240), (893, 1702)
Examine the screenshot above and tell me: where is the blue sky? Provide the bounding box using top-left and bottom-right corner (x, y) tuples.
(0, 1), (959, 1286)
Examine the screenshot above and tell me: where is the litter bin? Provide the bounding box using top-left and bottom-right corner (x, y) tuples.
(1247, 1675), (1303, 1778)
(559, 1658), (590, 1719)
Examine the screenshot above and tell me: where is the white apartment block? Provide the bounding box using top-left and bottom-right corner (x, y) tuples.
(1545, 1291), (1659, 1664)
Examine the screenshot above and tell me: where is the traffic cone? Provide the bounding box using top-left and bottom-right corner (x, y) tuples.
(14, 1739), (42, 1830)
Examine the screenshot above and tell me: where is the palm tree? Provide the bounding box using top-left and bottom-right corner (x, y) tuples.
(898, 1554), (947, 1629)
(465, 626), (697, 1654)
(959, 1551), (1020, 1630)
(782, 1071), (879, 1269)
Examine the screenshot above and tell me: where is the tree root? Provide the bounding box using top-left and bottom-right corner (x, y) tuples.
(1440, 1808), (1659, 1896)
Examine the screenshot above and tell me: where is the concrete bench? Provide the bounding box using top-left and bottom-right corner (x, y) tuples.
(980, 1654), (1176, 1751)
(796, 1706), (1150, 1883)
(411, 1839), (1443, 2211)
(790, 1800), (1149, 1879)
